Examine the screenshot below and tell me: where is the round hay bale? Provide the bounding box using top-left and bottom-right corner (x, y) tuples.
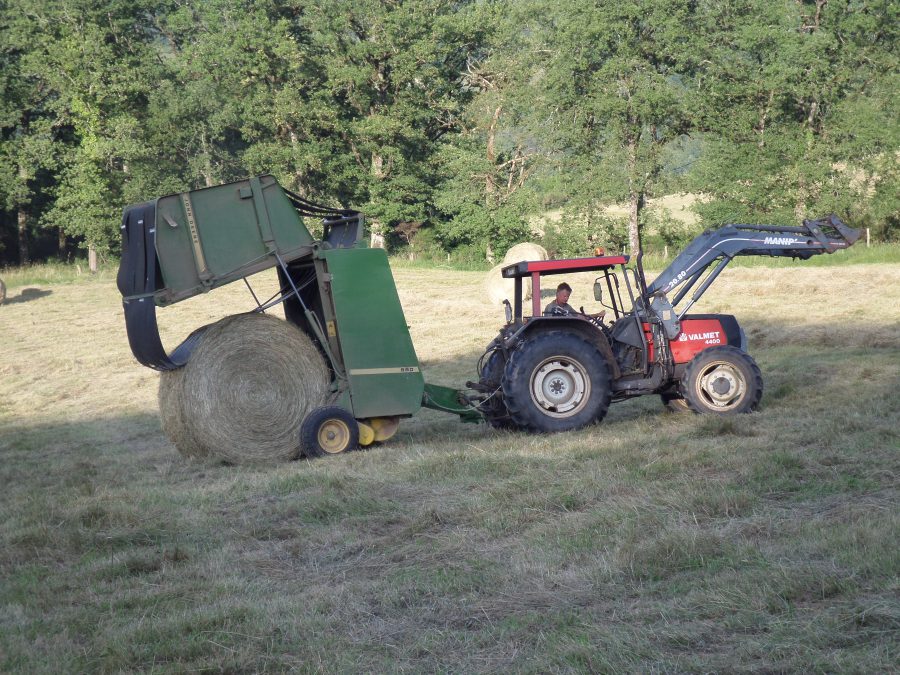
(503, 242), (548, 265)
(158, 369), (207, 459)
(484, 263), (532, 305)
(173, 313), (330, 463)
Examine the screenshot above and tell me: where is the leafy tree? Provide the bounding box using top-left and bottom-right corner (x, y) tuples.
(0, 6), (63, 263)
(543, 0), (700, 254)
(291, 0), (482, 239)
(4, 0), (169, 254)
(430, 0), (544, 258)
(691, 0), (898, 236)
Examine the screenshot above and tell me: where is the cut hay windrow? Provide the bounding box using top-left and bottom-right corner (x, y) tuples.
(159, 313), (330, 463)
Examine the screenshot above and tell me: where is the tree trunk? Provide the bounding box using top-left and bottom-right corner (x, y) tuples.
(371, 153), (385, 180)
(628, 190), (643, 256)
(58, 227), (67, 261)
(201, 130), (214, 187)
(485, 105), (502, 207)
(17, 207), (29, 265)
(369, 223), (385, 249)
(626, 135), (643, 255)
(88, 245), (98, 273)
(288, 128), (308, 196)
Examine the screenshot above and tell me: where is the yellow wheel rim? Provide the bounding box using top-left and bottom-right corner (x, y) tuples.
(317, 419), (352, 454)
(370, 416), (400, 442)
(357, 422), (376, 447)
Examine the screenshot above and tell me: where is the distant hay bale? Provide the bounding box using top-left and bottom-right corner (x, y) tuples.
(484, 263), (532, 305)
(503, 242), (548, 265)
(160, 313), (330, 463)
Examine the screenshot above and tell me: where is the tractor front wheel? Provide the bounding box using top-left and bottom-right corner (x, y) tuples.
(300, 406), (359, 457)
(680, 346), (762, 414)
(502, 331), (611, 433)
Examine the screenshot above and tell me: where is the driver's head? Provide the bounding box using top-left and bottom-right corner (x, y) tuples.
(556, 282), (572, 305)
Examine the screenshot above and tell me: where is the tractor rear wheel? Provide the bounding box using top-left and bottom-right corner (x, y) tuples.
(480, 350), (513, 429)
(300, 406), (359, 457)
(680, 346), (762, 415)
(502, 331), (611, 432)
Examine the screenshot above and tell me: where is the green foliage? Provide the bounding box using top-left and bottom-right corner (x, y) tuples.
(690, 0), (899, 233)
(542, 213), (629, 258)
(648, 210), (702, 252)
(0, 0), (896, 264)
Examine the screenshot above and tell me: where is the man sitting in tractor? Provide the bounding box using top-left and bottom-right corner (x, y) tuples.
(544, 282), (606, 321)
(544, 282), (576, 315)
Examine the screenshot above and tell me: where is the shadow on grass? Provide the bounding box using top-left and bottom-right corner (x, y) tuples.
(2, 287), (53, 305)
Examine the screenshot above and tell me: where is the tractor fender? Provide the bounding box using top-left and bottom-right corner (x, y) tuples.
(505, 316), (620, 380)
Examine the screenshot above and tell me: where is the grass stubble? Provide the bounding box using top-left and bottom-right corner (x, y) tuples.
(0, 260), (898, 673)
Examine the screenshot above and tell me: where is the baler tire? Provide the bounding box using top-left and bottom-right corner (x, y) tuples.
(300, 406), (359, 457)
(501, 331), (611, 433)
(679, 346), (762, 415)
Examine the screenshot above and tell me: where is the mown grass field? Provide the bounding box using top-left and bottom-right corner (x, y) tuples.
(1, 257), (898, 672)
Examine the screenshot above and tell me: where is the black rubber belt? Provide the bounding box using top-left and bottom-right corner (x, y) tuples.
(117, 202), (204, 371)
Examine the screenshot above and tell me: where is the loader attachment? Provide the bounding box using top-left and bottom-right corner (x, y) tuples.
(645, 215), (860, 315)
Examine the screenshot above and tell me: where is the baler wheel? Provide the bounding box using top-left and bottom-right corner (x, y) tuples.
(502, 331), (611, 433)
(680, 346), (763, 415)
(301, 406), (359, 457)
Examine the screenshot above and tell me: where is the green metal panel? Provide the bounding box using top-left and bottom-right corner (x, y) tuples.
(153, 175), (314, 305)
(321, 247), (424, 418)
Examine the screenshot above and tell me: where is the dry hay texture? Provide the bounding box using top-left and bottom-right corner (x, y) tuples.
(484, 263), (531, 305)
(503, 242), (548, 265)
(483, 242), (548, 305)
(158, 313), (330, 463)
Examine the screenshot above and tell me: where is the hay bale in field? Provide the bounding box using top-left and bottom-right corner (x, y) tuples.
(503, 242), (548, 265)
(158, 369), (207, 459)
(484, 263), (532, 305)
(161, 313), (330, 463)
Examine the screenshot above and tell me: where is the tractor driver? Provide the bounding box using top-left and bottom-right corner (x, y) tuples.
(544, 282), (606, 321)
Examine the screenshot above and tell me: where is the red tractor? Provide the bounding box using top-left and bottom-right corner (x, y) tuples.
(471, 216), (859, 432)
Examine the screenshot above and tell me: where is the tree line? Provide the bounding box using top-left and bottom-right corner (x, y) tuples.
(1, 0), (896, 266)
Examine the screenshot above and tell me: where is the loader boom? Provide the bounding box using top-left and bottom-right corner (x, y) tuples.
(645, 215), (859, 316)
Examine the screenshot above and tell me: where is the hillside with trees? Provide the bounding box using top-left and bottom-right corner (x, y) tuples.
(1, 0), (896, 265)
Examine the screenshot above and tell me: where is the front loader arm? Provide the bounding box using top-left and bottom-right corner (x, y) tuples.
(645, 215), (859, 313)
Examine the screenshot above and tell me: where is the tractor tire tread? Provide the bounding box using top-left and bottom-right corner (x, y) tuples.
(679, 345), (763, 415)
(501, 330), (612, 433)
